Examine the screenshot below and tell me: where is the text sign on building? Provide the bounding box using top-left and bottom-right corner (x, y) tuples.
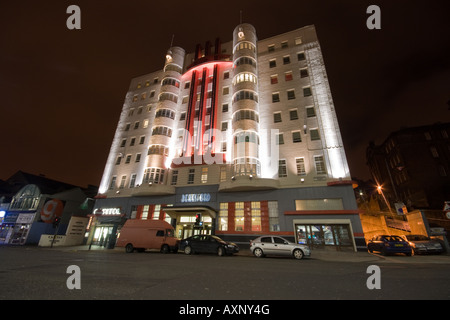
(94, 208), (121, 216)
(181, 193), (211, 203)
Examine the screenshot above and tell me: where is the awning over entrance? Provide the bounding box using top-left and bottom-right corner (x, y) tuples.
(163, 206), (217, 219)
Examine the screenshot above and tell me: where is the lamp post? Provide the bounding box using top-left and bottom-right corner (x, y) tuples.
(377, 184), (395, 216)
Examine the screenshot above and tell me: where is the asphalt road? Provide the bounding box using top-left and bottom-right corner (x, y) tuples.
(1, 245), (449, 302)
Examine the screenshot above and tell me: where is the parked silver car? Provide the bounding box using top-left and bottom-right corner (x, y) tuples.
(250, 236), (311, 260)
(400, 234), (444, 255)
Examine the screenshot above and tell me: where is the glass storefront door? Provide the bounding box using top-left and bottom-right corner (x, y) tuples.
(92, 226), (113, 247)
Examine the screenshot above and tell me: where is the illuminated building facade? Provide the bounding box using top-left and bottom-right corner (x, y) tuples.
(94, 24), (365, 251)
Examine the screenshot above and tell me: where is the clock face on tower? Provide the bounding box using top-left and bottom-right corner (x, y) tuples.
(238, 27), (244, 39)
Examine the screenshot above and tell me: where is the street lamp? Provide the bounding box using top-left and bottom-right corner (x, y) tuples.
(376, 184), (394, 216)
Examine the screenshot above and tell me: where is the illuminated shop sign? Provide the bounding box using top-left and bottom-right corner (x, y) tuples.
(94, 208), (121, 215)
(181, 193), (211, 203)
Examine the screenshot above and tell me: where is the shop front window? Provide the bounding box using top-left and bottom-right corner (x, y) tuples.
(295, 224), (353, 250)
(234, 202), (244, 231)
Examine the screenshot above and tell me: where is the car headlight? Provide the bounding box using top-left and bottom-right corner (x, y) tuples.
(415, 243), (425, 247)
(434, 243), (442, 248)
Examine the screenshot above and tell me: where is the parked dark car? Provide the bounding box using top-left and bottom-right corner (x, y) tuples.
(180, 234), (239, 256)
(400, 234), (444, 255)
(367, 235), (412, 256)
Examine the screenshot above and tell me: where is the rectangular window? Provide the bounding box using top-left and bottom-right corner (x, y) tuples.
(295, 198), (343, 211)
(119, 175), (127, 189)
(219, 203), (228, 231)
(221, 121), (228, 131)
(430, 146), (439, 158)
(296, 158), (306, 176)
(251, 202), (261, 231)
(129, 174), (137, 188)
(283, 55), (290, 64)
(269, 59), (276, 68)
(273, 112), (282, 123)
(109, 176), (116, 190)
(201, 167), (208, 183)
(303, 87), (312, 97)
(289, 109), (298, 120)
(278, 159), (287, 177)
(306, 106), (316, 117)
(285, 71), (293, 81)
(295, 37), (302, 45)
(297, 52), (306, 61)
(287, 90), (295, 100)
(222, 104), (229, 112)
(235, 202), (244, 231)
(268, 201), (280, 232)
(272, 92), (280, 103)
(188, 169), (195, 184)
(222, 87), (229, 95)
(300, 68), (309, 78)
(314, 155), (327, 175)
(153, 204), (161, 220)
(310, 129), (320, 141)
(270, 75), (278, 84)
(135, 153), (141, 163)
(141, 205), (149, 220)
(220, 166), (227, 182)
(281, 41), (288, 49)
(276, 133), (284, 145)
(171, 170), (178, 185)
(292, 131), (302, 143)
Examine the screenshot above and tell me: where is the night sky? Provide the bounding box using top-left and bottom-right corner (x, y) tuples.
(1, 0), (449, 188)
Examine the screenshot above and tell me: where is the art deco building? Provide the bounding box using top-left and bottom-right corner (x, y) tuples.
(93, 24), (365, 251)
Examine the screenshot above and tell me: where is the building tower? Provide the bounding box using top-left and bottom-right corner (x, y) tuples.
(144, 46), (185, 185)
(231, 23), (261, 177)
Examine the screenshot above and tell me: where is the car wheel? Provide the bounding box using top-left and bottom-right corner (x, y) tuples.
(125, 243), (134, 253)
(217, 246), (225, 256)
(293, 249), (304, 260)
(161, 244), (169, 254)
(253, 247), (264, 258)
(184, 245), (193, 255)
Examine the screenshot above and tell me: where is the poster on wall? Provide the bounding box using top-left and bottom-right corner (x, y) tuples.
(40, 198), (65, 223)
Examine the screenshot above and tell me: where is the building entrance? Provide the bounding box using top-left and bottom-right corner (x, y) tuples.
(175, 215), (213, 239)
(163, 206), (217, 239)
(92, 226), (114, 247)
